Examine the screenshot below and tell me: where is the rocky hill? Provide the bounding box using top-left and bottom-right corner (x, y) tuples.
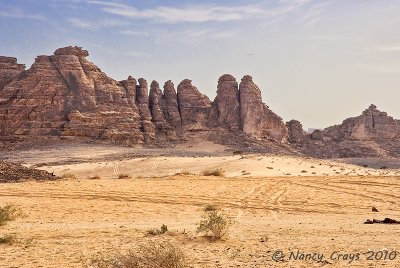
(1, 46), (399, 158)
(288, 105), (400, 158)
(0, 46), (288, 150)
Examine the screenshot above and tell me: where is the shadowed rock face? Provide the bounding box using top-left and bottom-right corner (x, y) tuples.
(239, 75), (288, 142)
(286, 120), (306, 144)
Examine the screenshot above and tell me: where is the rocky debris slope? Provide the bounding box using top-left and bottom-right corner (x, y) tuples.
(0, 47), (289, 148)
(0, 160), (59, 183)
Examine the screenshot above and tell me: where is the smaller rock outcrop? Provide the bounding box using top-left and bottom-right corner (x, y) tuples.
(323, 104), (400, 141)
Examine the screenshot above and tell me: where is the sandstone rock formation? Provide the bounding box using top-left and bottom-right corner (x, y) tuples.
(177, 79), (212, 131)
(0, 46), (146, 145)
(239, 75), (288, 142)
(286, 120), (306, 144)
(211, 74), (241, 132)
(323, 104), (399, 141)
(0, 57), (25, 91)
(298, 105), (400, 158)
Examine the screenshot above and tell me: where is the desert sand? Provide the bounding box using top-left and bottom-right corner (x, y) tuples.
(1, 143), (400, 267)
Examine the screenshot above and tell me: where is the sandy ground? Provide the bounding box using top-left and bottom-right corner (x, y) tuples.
(1, 143), (400, 267)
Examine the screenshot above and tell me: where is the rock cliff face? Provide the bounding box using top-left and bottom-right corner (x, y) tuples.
(0, 57), (25, 91)
(0, 46), (288, 146)
(177, 79), (212, 132)
(211, 74), (241, 132)
(239, 75), (288, 142)
(2, 46), (400, 158)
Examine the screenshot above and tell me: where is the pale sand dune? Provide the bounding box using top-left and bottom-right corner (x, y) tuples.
(1, 145), (400, 267)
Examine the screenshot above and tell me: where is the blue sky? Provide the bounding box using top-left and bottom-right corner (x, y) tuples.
(1, 0), (400, 129)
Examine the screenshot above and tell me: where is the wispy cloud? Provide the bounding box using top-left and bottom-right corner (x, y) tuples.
(68, 17), (127, 29)
(88, 1), (265, 23)
(373, 46), (400, 52)
(119, 30), (148, 37)
(0, 8), (46, 21)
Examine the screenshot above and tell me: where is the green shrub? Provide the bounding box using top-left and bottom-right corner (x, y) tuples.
(196, 210), (231, 240)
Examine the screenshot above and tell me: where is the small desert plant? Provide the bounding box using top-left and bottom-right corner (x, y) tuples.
(147, 224), (168, 235)
(0, 234), (16, 245)
(0, 205), (22, 226)
(204, 204), (218, 212)
(118, 174), (131, 179)
(232, 150), (243, 155)
(201, 168), (225, 177)
(89, 240), (186, 268)
(196, 210), (231, 240)
(174, 171), (192, 176)
(300, 170), (307, 173)
(88, 175), (101, 180)
(61, 173), (77, 179)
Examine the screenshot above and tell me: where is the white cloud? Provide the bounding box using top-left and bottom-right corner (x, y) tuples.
(88, 1), (265, 23)
(119, 30), (148, 36)
(0, 8), (46, 21)
(68, 17), (127, 29)
(373, 46), (400, 52)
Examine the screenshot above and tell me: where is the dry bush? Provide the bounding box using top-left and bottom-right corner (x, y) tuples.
(61, 173), (77, 179)
(118, 174), (131, 179)
(232, 150), (243, 155)
(201, 168), (225, 177)
(89, 240), (186, 268)
(0, 234), (16, 245)
(174, 171), (193, 176)
(88, 175), (101, 180)
(147, 224), (168, 236)
(204, 204), (219, 212)
(196, 210), (231, 240)
(0, 204), (22, 226)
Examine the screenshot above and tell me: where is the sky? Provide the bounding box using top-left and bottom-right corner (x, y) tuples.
(1, 0), (400, 130)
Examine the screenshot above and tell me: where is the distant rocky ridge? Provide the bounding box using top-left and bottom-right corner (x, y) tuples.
(0, 46), (399, 158)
